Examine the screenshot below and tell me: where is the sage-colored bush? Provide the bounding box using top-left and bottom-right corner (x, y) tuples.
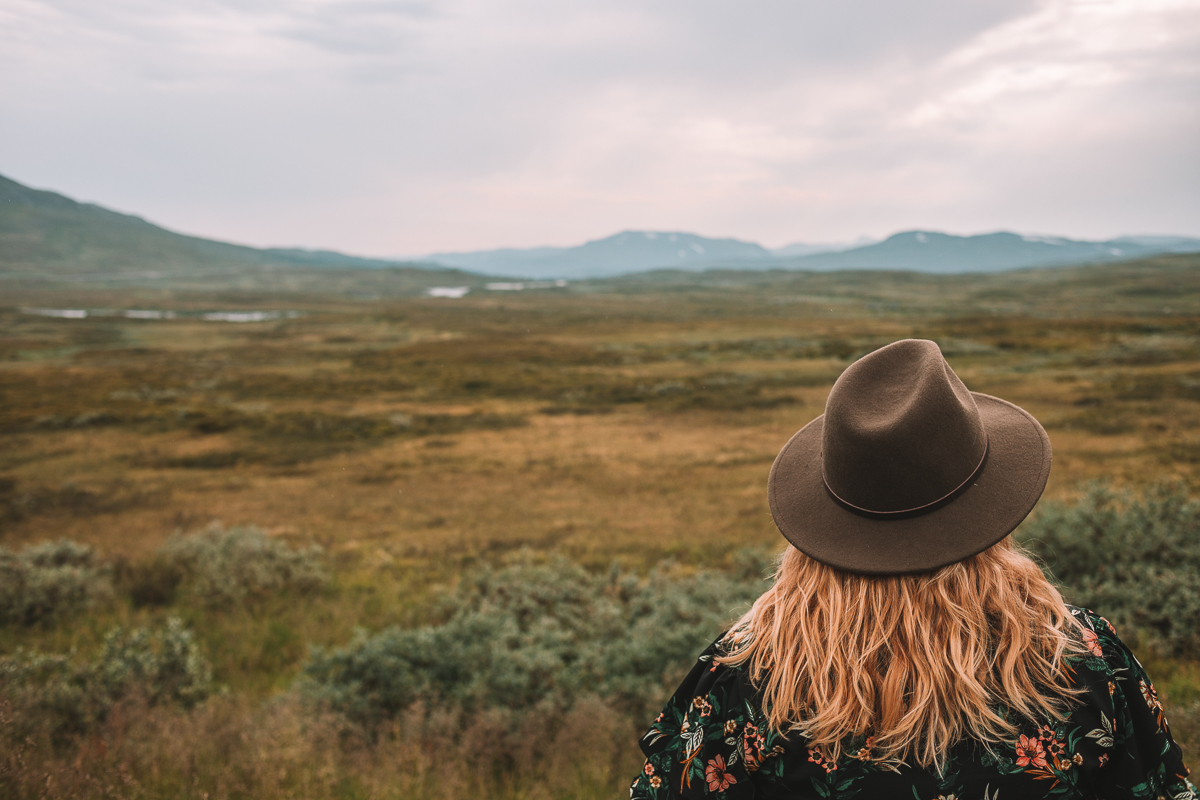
(0, 617), (211, 747)
(160, 523), (327, 608)
(300, 555), (769, 729)
(1018, 483), (1200, 656)
(0, 540), (111, 626)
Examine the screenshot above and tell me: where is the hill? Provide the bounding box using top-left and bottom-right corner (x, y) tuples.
(421, 230), (772, 279)
(772, 230), (1200, 273)
(0, 173), (474, 291)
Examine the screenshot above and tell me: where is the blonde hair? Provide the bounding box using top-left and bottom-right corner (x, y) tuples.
(719, 538), (1086, 768)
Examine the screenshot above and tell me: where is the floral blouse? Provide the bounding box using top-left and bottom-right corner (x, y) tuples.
(631, 608), (1194, 800)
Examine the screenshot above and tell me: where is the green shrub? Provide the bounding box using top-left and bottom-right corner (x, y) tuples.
(160, 523), (327, 608)
(0, 540), (111, 626)
(300, 555), (767, 729)
(0, 617), (211, 747)
(1018, 483), (1200, 656)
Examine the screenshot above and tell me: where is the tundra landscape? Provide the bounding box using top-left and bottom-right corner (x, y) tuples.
(3, 249), (1200, 798)
(5, 0), (1200, 794)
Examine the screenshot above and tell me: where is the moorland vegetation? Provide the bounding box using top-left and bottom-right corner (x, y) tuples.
(2, 255), (1200, 798)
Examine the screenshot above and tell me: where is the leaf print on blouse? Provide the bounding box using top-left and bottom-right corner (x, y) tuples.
(1085, 711), (1115, 749)
(705, 755), (738, 792)
(678, 719), (706, 792)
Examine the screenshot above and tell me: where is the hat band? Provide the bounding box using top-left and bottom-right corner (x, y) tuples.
(822, 436), (990, 521)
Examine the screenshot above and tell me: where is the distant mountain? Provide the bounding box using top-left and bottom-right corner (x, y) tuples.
(1112, 235), (1200, 252)
(769, 230), (1200, 274)
(421, 231), (772, 279)
(0, 172), (448, 282)
(421, 229), (1200, 277)
(770, 237), (878, 257)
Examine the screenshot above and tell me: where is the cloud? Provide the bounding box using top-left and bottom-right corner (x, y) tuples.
(0, 0), (1196, 252)
(909, 0), (1200, 127)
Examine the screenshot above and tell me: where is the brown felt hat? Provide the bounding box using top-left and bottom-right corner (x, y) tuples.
(767, 339), (1051, 575)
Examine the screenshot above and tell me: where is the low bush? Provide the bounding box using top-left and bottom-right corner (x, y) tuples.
(300, 555), (769, 730)
(159, 524), (327, 608)
(1018, 482), (1200, 656)
(0, 540), (111, 626)
(0, 617), (211, 748)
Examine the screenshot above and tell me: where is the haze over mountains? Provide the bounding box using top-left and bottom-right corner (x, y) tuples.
(3, 171), (1199, 283)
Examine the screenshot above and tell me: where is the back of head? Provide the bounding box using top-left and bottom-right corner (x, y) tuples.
(720, 538), (1085, 769)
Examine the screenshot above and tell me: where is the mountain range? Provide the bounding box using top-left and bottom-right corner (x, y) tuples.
(419, 229), (1200, 278)
(2, 171), (1198, 282)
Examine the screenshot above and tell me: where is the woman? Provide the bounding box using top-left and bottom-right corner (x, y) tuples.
(630, 339), (1193, 800)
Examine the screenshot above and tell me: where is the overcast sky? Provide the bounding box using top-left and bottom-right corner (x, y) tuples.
(2, 0), (1198, 254)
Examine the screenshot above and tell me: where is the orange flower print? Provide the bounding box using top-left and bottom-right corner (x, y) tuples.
(724, 719), (738, 735)
(1016, 734), (1048, 769)
(1082, 628), (1103, 658)
(807, 748), (838, 773)
(742, 722), (765, 771)
(705, 755), (738, 792)
(1037, 725), (1065, 757)
(650, 776), (662, 789)
(853, 736), (876, 761)
(643, 762), (655, 776)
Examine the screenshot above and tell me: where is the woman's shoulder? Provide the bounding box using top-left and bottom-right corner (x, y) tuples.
(1064, 605), (1141, 675)
(638, 633), (768, 753)
(1061, 606), (1195, 799)
(1066, 605), (1119, 638)
(634, 635), (777, 798)
(642, 634), (759, 732)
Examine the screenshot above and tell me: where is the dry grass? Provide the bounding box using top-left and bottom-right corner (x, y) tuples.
(0, 693), (643, 800)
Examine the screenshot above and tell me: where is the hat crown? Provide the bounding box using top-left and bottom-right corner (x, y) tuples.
(821, 340), (987, 514)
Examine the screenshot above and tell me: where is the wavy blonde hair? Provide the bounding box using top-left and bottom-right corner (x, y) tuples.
(719, 538), (1086, 768)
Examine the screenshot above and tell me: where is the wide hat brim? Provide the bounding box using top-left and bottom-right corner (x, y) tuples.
(767, 393), (1051, 575)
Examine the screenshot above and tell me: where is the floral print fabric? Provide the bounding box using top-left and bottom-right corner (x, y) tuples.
(631, 607), (1194, 800)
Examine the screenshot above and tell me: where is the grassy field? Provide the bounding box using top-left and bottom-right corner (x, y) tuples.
(2, 255), (1200, 798)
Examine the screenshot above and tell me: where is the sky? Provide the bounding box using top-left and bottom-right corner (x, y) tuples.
(1, 0), (1198, 255)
